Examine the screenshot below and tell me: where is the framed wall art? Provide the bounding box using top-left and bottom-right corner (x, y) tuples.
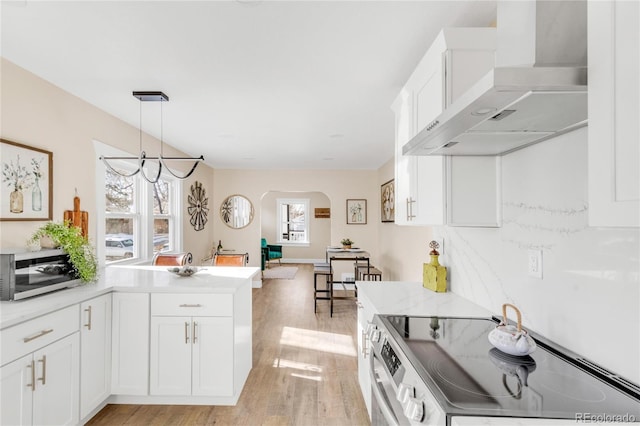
(1, 139), (53, 221)
(381, 179), (395, 223)
(346, 199), (367, 225)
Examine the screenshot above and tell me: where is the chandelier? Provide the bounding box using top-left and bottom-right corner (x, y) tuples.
(99, 91), (204, 183)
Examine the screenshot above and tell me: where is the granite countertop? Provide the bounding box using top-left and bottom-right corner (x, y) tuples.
(357, 281), (493, 318)
(0, 265), (260, 329)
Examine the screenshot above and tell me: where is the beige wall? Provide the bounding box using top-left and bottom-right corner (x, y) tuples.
(0, 59), (215, 262)
(212, 169), (380, 269)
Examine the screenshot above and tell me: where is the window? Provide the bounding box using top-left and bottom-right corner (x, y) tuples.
(277, 198), (309, 244)
(96, 141), (181, 264)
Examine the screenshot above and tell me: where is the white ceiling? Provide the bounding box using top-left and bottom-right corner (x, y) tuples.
(1, 1), (496, 170)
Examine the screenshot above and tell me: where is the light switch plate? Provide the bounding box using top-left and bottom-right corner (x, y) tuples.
(528, 249), (543, 279)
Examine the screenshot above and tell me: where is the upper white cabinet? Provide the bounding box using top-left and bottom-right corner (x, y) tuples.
(394, 28), (500, 227)
(588, 0), (640, 227)
(80, 294), (112, 420)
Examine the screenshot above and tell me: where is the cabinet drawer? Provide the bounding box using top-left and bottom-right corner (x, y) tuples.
(1, 304), (80, 366)
(151, 293), (232, 316)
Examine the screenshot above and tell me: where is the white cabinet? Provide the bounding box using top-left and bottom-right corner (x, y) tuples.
(111, 292), (149, 395)
(588, 0), (640, 227)
(393, 89), (445, 226)
(356, 295), (378, 419)
(1, 331), (79, 426)
(149, 294), (234, 397)
(394, 28), (500, 227)
(80, 293), (112, 419)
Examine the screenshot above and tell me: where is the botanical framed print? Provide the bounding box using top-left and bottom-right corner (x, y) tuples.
(381, 179), (395, 223)
(1, 139), (53, 221)
(346, 199), (367, 225)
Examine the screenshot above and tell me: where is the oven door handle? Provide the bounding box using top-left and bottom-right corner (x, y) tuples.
(370, 352), (400, 426)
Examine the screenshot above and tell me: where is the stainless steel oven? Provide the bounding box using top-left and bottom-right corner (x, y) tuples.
(369, 314), (640, 426)
(0, 249), (80, 301)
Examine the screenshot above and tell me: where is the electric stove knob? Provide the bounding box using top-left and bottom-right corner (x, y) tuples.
(396, 382), (414, 403)
(403, 397), (424, 422)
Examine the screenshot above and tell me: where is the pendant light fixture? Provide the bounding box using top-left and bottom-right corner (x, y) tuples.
(99, 91), (204, 184)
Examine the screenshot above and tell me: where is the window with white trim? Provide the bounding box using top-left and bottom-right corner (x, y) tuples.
(277, 198), (309, 244)
(96, 140), (181, 265)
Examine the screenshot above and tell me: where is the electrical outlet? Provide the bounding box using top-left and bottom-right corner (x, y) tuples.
(528, 249), (543, 279)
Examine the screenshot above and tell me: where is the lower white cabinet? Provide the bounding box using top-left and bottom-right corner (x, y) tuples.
(111, 292), (149, 395)
(356, 295), (377, 419)
(80, 293), (112, 419)
(1, 333), (79, 426)
(149, 316), (234, 396)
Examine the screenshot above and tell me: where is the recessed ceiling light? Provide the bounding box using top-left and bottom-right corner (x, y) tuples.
(471, 107), (497, 116)
(329, 134), (344, 139)
(323, 157), (335, 161)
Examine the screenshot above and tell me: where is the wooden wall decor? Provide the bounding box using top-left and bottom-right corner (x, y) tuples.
(315, 208), (330, 218)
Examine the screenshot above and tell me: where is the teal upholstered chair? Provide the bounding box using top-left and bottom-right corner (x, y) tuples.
(261, 238), (282, 269)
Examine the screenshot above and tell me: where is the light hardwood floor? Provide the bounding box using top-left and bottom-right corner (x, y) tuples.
(86, 264), (370, 426)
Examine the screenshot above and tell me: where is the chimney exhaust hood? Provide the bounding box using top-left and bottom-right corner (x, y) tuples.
(403, 1), (588, 157)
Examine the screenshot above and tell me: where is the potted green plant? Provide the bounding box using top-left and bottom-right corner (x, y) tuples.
(341, 238), (353, 249)
(30, 221), (98, 282)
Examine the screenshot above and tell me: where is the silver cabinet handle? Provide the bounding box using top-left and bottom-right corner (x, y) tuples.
(23, 329), (53, 343)
(84, 305), (92, 330)
(184, 321), (190, 344)
(27, 360), (36, 391)
(193, 321), (198, 344)
(361, 330), (369, 359)
(179, 304), (202, 308)
(38, 355), (47, 385)
(407, 197), (416, 221)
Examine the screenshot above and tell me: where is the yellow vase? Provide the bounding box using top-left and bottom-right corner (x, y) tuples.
(423, 252), (447, 293)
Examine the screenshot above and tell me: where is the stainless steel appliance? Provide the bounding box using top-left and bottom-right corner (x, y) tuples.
(0, 249), (80, 301)
(369, 315), (640, 425)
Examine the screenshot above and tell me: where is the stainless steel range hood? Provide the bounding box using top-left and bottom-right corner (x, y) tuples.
(403, 1), (588, 157)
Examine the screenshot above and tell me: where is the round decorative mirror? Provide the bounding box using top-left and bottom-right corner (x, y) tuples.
(220, 194), (254, 229)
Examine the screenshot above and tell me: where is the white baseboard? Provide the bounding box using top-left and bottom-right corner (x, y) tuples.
(278, 258), (325, 264)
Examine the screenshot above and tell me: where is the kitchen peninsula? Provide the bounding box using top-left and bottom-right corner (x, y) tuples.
(0, 265), (259, 425)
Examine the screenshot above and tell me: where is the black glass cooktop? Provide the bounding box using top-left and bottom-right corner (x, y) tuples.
(380, 315), (640, 420)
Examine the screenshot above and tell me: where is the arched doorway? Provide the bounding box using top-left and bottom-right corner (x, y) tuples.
(260, 191), (331, 263)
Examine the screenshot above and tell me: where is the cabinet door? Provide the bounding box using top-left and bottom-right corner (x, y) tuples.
(192, 316), (234, 396)
(149, 316), (192, 396)
(0, 354), (33, 426)
(111, 293), (149, 395)
(394, 89), (416, 225)
(588, 0), (640, 227)
(356, 299), (376, 419)
(80, 294), (112, 419)
(32, 333), (79, 426)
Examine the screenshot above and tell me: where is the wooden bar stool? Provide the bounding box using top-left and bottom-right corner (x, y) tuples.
(361, 267), (382, 281)
(313, 263), (333, 315)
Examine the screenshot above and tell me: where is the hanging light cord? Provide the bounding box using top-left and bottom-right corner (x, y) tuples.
(99, 91), (204, 184)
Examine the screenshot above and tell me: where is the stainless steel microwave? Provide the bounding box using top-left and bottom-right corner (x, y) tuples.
(0, 249), (81, 301)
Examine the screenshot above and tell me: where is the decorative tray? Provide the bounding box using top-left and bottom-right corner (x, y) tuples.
(167, 266), (199, 277)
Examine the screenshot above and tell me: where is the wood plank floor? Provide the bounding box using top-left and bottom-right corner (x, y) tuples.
(86, 264), (370, 426)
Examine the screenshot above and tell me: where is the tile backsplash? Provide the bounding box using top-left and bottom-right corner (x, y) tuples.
(436, 127), (640, 384)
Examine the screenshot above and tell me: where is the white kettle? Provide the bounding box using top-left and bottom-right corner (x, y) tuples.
(488, 303), (536, 356)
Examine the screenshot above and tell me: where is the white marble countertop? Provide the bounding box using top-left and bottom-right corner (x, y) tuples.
(357, 281), (493, 318)
(0, 265), (260, 329)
